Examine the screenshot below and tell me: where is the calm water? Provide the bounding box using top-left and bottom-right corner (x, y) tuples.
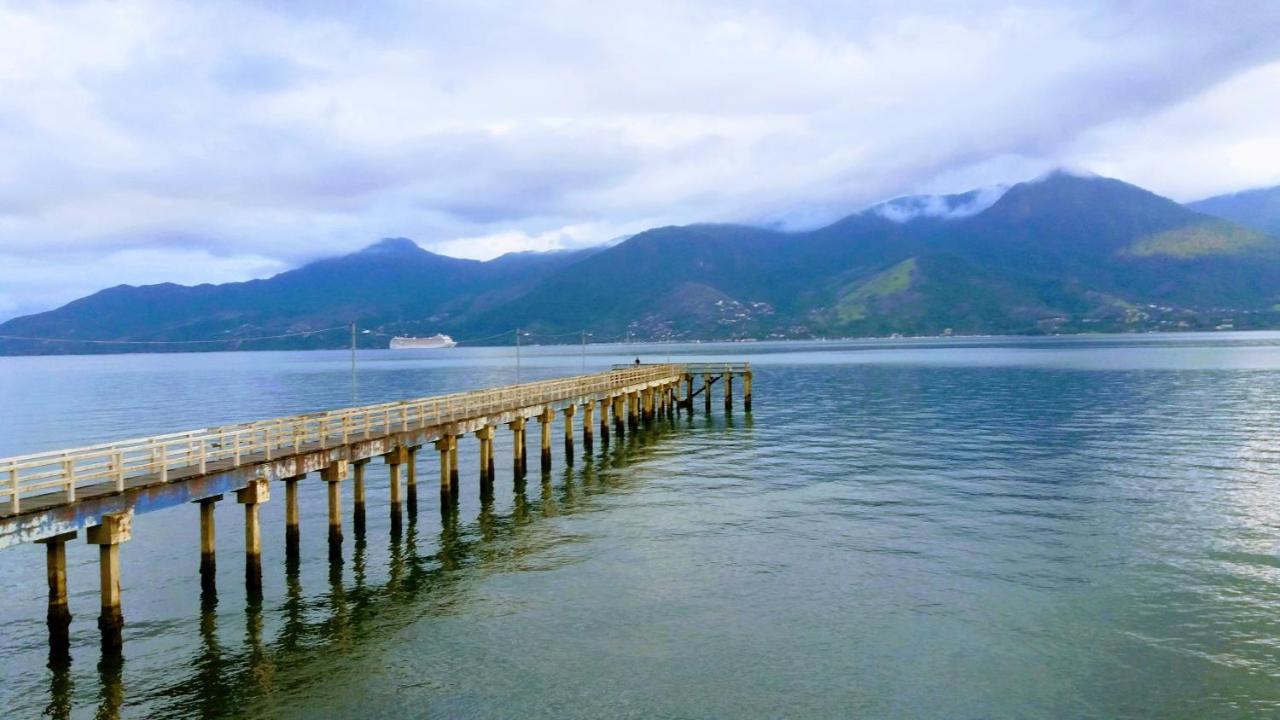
(2, 334), (1280, 718)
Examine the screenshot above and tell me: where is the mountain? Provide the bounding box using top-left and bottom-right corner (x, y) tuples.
(4, 171), (1280, 354)
(1189, 185), (1280, 238)
(0, 239), (600, 353)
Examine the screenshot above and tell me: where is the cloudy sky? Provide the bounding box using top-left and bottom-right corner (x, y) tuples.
(3, 0), (1280, 319)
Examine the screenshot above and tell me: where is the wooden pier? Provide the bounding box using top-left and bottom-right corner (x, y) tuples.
(0, 362), (751, 653)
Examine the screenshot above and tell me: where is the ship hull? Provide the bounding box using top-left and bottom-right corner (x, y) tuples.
(389, 335), (457, 349)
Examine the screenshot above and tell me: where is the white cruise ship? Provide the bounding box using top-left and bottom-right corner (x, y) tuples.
(389, 334), (457, 349)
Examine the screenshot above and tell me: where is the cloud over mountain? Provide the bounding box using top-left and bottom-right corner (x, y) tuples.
(3, 1), (1280, 319)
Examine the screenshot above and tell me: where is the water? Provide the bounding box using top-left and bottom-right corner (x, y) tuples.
(2, 334), (1280, 718)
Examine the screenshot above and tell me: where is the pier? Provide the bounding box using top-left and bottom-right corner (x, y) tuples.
(0, 362), (751, 654)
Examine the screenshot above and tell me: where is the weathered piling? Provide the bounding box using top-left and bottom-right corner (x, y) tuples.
(508, 418), (526, 479)
(448, 435), (460, 494)
(352, 459), (368, 535)
(236, 479), (268, 600)
(744, 372), (753, 411)
(475, 426), (493, 483)
(284, 474), (302, 561)
(539, 407), (554, 473)
(434, 437), (451, 500)
(36, 530), (76, 656)
(561, 404), (576, 464)
(582, 401), (594, 453)
(476, 426), (494, 499)
(384, 446), (407, 530)
(405, 445), (419, 515)
(196, 495), (221, 595)
(321, 460), (347, 560)
(87, 512), (131, 653)
(598, 397), (610, 446)
(724, 374), (734, 410)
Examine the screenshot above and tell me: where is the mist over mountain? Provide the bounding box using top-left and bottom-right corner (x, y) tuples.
(3, 172), (1279, 355)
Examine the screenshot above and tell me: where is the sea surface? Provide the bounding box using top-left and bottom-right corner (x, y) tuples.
(2, 334), (1279, 719)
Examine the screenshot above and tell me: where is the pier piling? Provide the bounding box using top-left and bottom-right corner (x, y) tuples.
(195, 496), (221, 596)
(406, 445), (419, 516)
(384, 446), (408, 531)
(284, 475), (302, 561)
(539, 408), (554, 473)
(36, 530), (76, 656)
(508, 418), (527, 480)
(599, 398), (610, 446)
(434, 437), (451, 501)
(86, 511), (132, 653)
(562, 404), (576, 465)
(236, 480), (268, 600)
(321, 461), (347, 560)
(448, 436), (460, 494)
(352, 459), (368, 536)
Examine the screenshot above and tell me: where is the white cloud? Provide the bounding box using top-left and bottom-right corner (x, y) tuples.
(0, 0), (1279, 317)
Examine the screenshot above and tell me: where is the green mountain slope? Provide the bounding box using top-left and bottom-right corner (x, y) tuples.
(4, 172), (1280, 354)
(1190, 186), (1280, 238)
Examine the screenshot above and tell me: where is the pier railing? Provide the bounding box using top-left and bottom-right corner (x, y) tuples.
(614, 362), (751, 374)
(2, 363), (689, 514)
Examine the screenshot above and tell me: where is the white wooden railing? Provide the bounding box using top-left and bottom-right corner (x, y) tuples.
(1, 364), (697, 514)
(615, 362), (751, 374)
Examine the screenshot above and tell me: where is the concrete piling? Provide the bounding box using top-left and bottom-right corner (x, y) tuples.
(321, 460), (347, 560)
(448, 435), (460, 494)
(284, 475), (302, 561)
(384, 446), (408, 531)
(85, 511), (132, 653)
(36, 531), (76, 656)
(406, 445), (419, 515)
(476, 426), (495, 499)
(508, 418), (527, 480)
(539, 408), (554, 473)
(599, 398), (610, 446)
(434, 437), (451, 500)
(352, 459), (368, 536)
(196, 496), (221, 596)
(562, 404), (576, 465)
(613, 395), (625, 438)
(475, 426), (493, 483)
(235, 479), (268, 600)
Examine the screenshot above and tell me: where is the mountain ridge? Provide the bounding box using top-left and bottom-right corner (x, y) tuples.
(4, 172), (1280, 354)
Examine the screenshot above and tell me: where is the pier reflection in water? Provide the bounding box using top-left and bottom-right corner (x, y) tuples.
(41, 412), (703, 719)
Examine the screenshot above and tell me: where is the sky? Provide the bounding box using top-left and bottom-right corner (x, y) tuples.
(3, 0), (1280, 320)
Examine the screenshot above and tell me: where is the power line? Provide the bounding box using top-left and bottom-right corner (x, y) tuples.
(452, 329), (518, 345)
